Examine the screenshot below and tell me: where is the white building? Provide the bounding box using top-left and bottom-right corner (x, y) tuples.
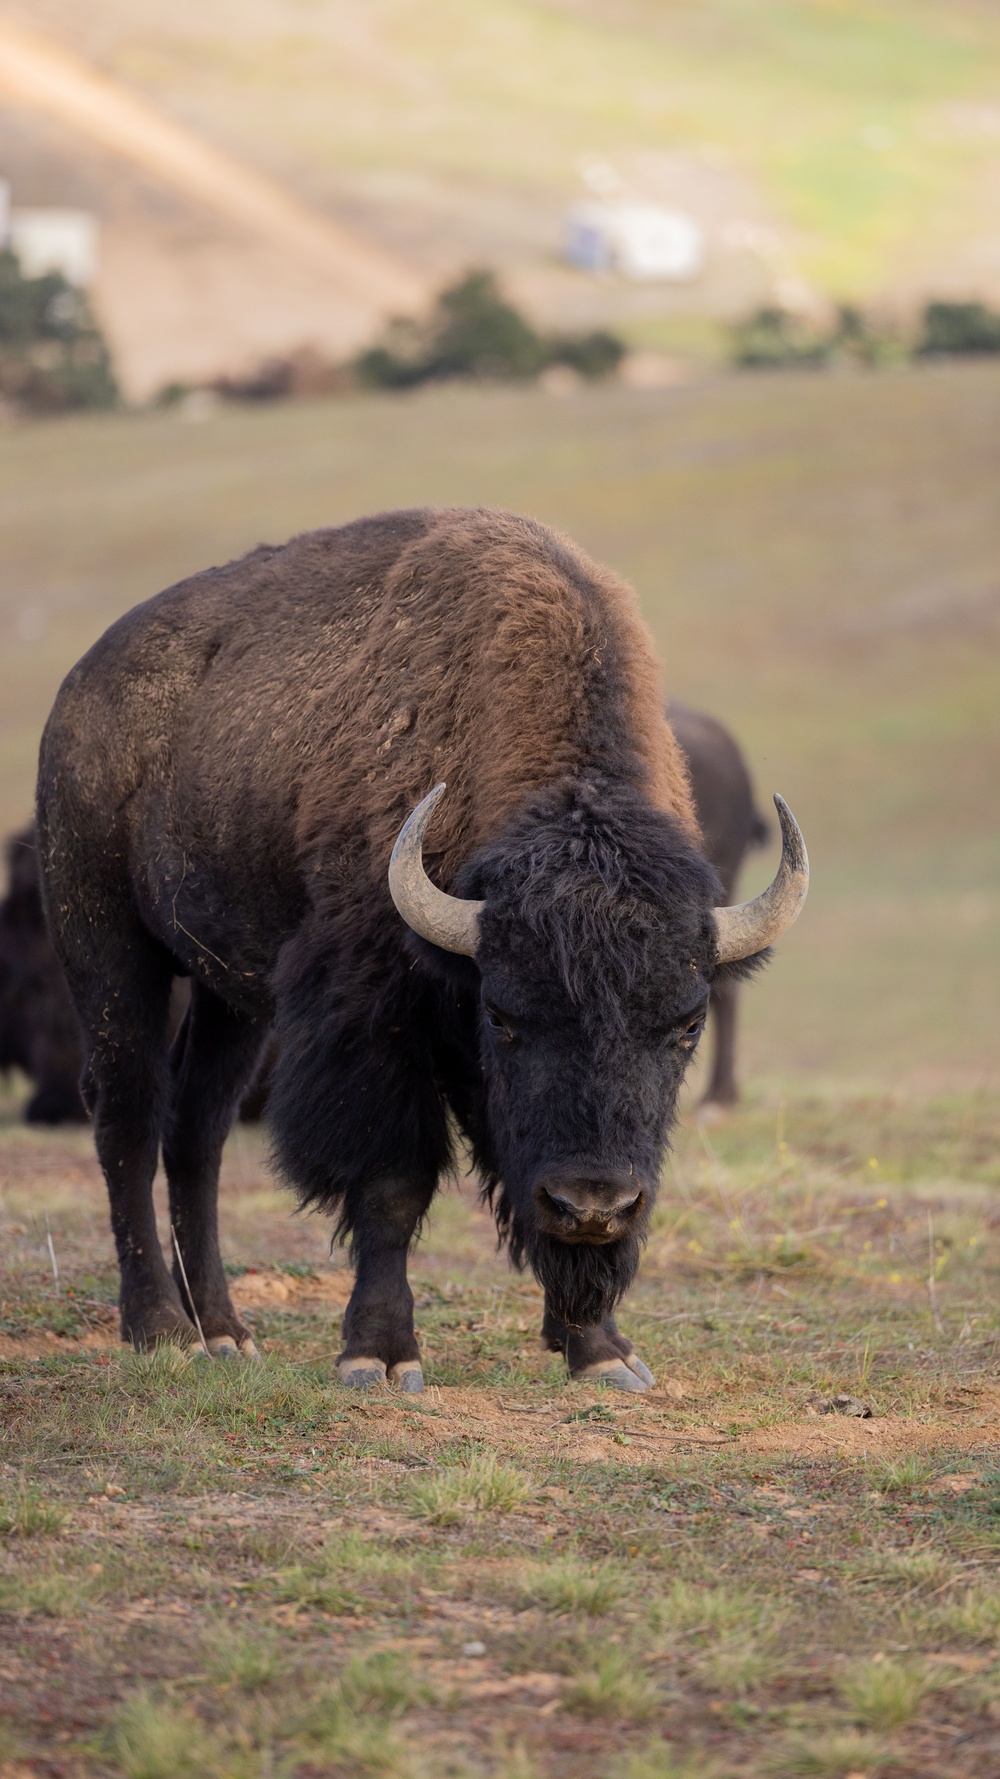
(566, 202), (703, 282)
(5, 200), (98, 286)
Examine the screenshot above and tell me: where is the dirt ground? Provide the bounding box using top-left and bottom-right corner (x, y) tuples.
(3, 1087), (1000, 1779)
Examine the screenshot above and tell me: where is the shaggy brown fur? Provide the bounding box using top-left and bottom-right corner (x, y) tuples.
(37, 507), (736, 1384)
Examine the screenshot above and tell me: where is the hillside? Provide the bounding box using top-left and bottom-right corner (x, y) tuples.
(7, 0), (1000, 324)
(2, 362), (998, 1090)
(2, 3), (1000, 396)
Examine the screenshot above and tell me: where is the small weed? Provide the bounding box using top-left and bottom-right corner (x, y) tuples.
(839, 1657), (930, 1729)
(118, 1345), (197, 1390)
(626, 1742), (719, 1778)
(205, 1627), (283, 1691)
(0, 1480), (65, 1536)
(408, 1454), (531, 1525)
(517, 1556), (625, 1616)
(698, 1631), (778, 1694)
(266, 1532), (417, 1615)
(562, 1648), (660, 1720)
(0, 1566), (88, 1618)
(649, 1580), (775, 1639)
(110, 1693), (213, 1779)
(269, 1563), (359, 1614)
(767, 1730), (890, 1777)
(930, 1584), (1000, 1644)
(340, 1649), (432, 1715)
(299, 1695), (414, 1774)
(867, 1454), (934, 1494)
(865, 1547), (955, 1592)
(488, 1738), (542, 1779)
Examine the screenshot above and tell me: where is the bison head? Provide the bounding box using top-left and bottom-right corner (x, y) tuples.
(390, 780), (806, 1326)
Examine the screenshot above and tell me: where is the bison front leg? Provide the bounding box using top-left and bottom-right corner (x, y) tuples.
(337, 1176), (434, 1392)
(541, 1299), (656, 1393)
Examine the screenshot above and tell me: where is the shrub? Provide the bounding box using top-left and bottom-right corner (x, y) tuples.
(918, 300), (1000, 356)
(0, 249), (118, 412)
(357, 269), (623, 388)
(730, 306), (831, 369)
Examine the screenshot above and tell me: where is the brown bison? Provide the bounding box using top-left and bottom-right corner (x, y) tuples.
(1, 702), (766, 1125)
(668, 703), (771, 1107)
(37, 509), (807, 1389)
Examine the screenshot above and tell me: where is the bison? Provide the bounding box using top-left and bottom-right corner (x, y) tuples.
(0, 826), (87, 1124)
(37, 508), (807, 1390)
(667, 703), (771, 1108)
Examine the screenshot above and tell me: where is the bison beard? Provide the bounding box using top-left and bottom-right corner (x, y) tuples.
(518, 1225), (642, 1330)
(35, 506), (805, 1392)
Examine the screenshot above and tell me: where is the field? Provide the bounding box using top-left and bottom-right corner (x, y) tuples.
(2, 363), (1000, 1775)
(18, 0), (1000, 314)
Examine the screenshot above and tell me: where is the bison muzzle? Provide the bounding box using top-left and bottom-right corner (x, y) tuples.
(36, 508), (807, 1390)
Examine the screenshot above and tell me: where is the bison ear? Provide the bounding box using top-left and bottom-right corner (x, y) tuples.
(388, 785), (484, 958)
(713, 796), (808, 964)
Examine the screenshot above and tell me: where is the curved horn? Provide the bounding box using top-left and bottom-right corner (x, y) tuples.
(389, 784), (483, 958)
(713, 795), (809, 964)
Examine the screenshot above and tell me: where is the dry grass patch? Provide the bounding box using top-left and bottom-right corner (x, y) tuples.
(838, 1656), (935, 1730)
(406, 1453), (531, 1525)
(515, 1554), (625, 1616)
(767, 1730), (891, 1777)
(0, 1479), (65, 1536)
(562, 1647), (661, 1720)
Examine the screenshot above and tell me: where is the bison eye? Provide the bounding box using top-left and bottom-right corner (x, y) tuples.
(485, 1004), (516, 1040)
(667, 1004), (708, 1050)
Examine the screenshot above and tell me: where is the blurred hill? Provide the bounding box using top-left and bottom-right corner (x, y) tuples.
(3, 2), (1000, 394)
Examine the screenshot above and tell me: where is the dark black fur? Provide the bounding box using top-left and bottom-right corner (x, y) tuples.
(36, 508), (769, 1380)
(0, 827), (86, 1124)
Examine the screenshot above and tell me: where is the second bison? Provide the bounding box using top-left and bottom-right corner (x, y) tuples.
(37, 508), (807, 1389)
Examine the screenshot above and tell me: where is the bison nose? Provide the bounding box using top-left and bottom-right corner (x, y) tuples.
(534, 1171), (645, 1242)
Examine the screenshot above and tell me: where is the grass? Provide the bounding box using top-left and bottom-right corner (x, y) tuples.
(2, 371), (1000, 1774)
(0, 1479), (65, 1536)
(3, 1096), (1000, 1773)
(516, 1555), (625, 1615)
(768, 1731), (891, 1777)
(561, 1648), (661, 1721)
(110, 1696), (214, 1779)
(867, 1454), (935, 1494)
(407, 1453), (531, 1524)
(3, 368), (1000, 1090)
(838, 1657), (934, 1730)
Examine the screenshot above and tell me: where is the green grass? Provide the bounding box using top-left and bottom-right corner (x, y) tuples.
(2, 369), (1000, 1776)
(839, 1657), (936, 1730)
(407, 1453), (531, 1524)
(3, 368), (999, 1090)
(0, 1480), (65, 1537)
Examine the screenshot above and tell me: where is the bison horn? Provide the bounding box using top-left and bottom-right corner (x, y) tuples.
(389, 784), (484, 957)
(713, 795), (809, 964)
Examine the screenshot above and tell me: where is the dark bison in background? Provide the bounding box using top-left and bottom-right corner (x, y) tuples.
(37, 508), (807, 1390)
(0, 826), (87, 1124)
(668, 702), (771, 1107)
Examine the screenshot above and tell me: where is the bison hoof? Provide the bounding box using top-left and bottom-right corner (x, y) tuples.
(337, 1356), (387, 1389)
(238, 1336), (261, 1361)
(389, 1361), (424, 1393)
(625, 1355), (655, 1387)
(575, 1357), (652, 1393)
(206, 1335), (240, 1359)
